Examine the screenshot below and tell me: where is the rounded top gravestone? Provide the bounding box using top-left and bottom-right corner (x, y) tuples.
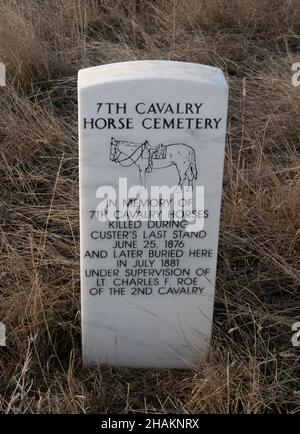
(78, 60), (228, 368)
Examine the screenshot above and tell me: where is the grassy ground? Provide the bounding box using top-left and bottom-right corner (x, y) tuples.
(0, 0), (300, 413)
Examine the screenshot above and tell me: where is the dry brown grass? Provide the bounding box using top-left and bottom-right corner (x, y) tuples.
(0, 0), (299, 414)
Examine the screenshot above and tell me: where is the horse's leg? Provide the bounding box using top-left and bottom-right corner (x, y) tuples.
(177, 160), (195, 189)
(138, 166), (147, 188)
(138, 167), (143, 186)
(181, 175), (188, 188)
(175, 164), (186, 189)
(178, 174), (185, 189)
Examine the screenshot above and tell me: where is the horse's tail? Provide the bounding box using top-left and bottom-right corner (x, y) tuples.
(190, 149), (197, 180)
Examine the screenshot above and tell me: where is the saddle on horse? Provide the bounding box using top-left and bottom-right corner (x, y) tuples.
(142, 142), (167, 173)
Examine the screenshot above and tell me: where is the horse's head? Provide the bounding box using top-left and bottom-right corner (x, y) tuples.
(109, 137), (119, 162)
(109, 138), (147, 167)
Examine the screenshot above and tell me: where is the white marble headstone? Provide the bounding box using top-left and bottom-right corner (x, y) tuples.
(78, 60), (228, 368)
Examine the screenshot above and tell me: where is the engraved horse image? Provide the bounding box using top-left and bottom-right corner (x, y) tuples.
(109, 137), (197, 188)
